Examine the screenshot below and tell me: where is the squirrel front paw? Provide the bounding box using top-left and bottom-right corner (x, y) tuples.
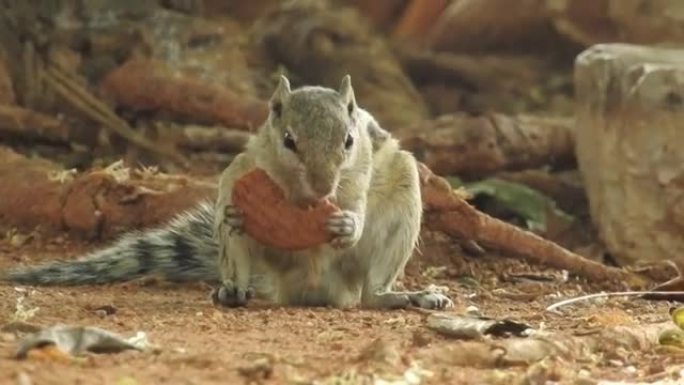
(222, 204), (244, 235)
(327, 210), (361, 249)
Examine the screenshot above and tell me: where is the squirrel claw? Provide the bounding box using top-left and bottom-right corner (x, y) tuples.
(327, 210), (360, 249)
(211, 282), (253, 308)
(223, 204), (244, 235)
(408, 286), (453, 310)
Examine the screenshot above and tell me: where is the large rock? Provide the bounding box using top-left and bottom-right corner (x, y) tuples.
(575, 43), (684, 265)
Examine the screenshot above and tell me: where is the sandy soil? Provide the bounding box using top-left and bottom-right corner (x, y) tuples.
(0, 231), (681, 385)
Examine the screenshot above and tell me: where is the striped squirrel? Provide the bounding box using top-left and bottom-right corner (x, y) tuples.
(2, 75), (452, 310)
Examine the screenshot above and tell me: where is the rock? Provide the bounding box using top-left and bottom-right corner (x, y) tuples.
(574, 43), (684, 265)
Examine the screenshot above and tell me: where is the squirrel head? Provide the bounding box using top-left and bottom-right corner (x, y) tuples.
(265, 74), (362, 200)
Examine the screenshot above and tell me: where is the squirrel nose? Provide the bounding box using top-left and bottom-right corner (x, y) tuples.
(307, 172), (336, 199)
(310, 180), (335, 198)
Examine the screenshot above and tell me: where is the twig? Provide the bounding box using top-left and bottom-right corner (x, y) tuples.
(0, 104), (70, 142)
(545, 291), (684, 312)
(177, 125), (251, 153)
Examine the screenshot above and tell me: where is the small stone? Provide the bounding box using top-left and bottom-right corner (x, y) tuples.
(16, 372), (32, 385)
(94, 310), (108, 318)
(237, 357), (274, 382)
(92, 305), (117, 316)
(465, 305), (481, 316)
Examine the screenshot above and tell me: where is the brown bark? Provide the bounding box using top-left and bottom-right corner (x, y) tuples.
(0, 147), (214, 240)
(100, 58), (269, 131)
(396, 113), (575, 178)
(392, 0), (448, 43)
(0, 104), (71, 143)
(43, 63), (189, 167)
(177, 125), (251, 154)
(418, 163), (647, 288)
(426, 0), (558, 53)
(351, 0), (408, 31)
(398, 49), (547, 95)
(0, 56), (15, 105)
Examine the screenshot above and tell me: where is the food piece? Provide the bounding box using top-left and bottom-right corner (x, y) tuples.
(232, 168), (339, 250)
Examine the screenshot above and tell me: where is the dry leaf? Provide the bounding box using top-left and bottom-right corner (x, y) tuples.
(15, 325), (148, 359)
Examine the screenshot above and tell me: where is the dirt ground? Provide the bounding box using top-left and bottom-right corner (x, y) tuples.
(0, 232), (681, 385)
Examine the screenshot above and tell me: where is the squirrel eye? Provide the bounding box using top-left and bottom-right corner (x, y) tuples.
(344, 133), (354, 150)
(283, 132), (297, 152)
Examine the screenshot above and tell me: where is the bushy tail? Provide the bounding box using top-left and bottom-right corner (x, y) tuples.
(1, 202), (220, 286)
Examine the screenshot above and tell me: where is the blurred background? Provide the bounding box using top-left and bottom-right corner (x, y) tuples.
(3, 0), (681, 171)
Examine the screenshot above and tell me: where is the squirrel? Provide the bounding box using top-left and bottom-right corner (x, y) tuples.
(1, 75), (452, 311)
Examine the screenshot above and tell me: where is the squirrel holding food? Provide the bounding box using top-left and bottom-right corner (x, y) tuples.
(213, 75), (451, 309)
(1, 75), (452, 311)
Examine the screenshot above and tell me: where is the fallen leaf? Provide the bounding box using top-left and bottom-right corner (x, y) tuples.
(15, 325), (148, 359)
(426, 314), (532, 340)
(672, 306), (684, 330)
(659, 328), (684, 348)
(464, 178), (574, 233)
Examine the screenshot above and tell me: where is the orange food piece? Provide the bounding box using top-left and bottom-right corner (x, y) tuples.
(232, 168), (339, 251)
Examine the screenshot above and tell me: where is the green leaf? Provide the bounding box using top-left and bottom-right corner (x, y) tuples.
(463, 178), (573, 233)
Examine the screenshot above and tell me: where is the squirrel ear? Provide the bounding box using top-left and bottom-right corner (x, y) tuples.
(270, 75), (291, 118)
(339, 75), (356, 115)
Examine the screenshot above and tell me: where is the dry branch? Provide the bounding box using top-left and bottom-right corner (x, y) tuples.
(398, 49), (546, 94)
(426, 0), (557, 52)
(0, 147), (213, 240)
(177, 125), (250, 154)
(397, 114), (575, 178)
(42, 62), (189, 167)
(392, 0), (448, 43)
(351, 0), (407, 31)
(418, 163), (647, 288)
(100, 58), (268, 131)
(0, 56), (15, 104)
(0, 104), (70, 143)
